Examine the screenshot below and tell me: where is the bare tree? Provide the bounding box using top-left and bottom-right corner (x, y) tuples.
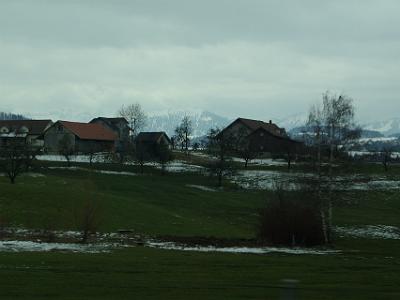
(206, 128), (236, 187)
(118, 103), (147, 139)
(232, 127), (256, 168)
(0, 140), (37, 184)
(79, 198), (101, 243)
(174, 125), (185, 150)
(381, 147), (392, 171)
(307, 103), (325, 172)
(156, 142), (173, 175)
(117, 141), (135, 166)
(84, 143), (98, 167)
(58, 134), (74, 167)
(237, 142), (258, 168)
(135, 141), (149, 174)
(176, 115), (192, 154)
(305, 91), (360, 243)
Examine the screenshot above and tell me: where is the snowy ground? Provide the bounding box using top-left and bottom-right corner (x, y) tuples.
(335, 225), (400, 240)
(48, 167), (138, 176)
(230, 170), (400, 191)
(38, 161), (400, 191)
(142, 161), (205, 173)
(37, 154), (109, 163)
(231, 157), (290, 166)
(190, 151), (290, 166)
(358, 137), (398, 143)
(0, 240), (115, 253)
(347, 151), (400, 159)
(1, 225), (398, 254)
(186, 184), (218, 192)
(146, 241), (340, 255)
(38, 154), (206, 174)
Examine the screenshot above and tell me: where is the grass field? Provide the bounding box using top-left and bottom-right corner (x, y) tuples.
(0, 159), (399, 299)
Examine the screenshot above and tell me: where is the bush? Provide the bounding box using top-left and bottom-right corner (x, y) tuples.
(258, 183), (325, 247)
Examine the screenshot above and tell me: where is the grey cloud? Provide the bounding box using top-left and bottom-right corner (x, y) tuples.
(0, 0), (399, 122)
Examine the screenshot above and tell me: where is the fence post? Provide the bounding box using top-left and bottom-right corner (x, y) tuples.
(280, 279), (299, 300)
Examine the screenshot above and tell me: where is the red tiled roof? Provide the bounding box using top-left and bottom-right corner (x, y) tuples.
(0, 120), (52, 135)
(59, 121), (117, 141)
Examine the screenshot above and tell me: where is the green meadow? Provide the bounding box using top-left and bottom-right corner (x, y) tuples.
(0, 159), (399, 299)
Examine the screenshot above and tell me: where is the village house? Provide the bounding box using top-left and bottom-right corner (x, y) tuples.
(135, 132), (171, 157)
(0, 119), (53, 149)
(219, 117), (301, 155)
(43, 121), (117, 154)
(89, 117), (130, 150)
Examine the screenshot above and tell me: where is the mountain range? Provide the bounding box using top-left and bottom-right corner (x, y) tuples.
(2, 109), (400, 139)
(145, 110), (231, 138)
(145, 110), (400, 138)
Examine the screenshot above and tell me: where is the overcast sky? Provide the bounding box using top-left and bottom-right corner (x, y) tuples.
(0, 0), (399, 122)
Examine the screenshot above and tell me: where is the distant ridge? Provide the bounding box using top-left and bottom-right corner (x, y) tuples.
(0, 112), (29, 120)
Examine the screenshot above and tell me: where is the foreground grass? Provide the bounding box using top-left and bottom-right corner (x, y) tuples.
(0, 239), (399, 300)
(0, 162), (399, 299)
(0, 168), (265, 238)
(1, 165), (400, 237)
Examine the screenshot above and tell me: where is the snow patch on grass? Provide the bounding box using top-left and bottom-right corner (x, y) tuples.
(37, 154), (109, 163)
(335, 225), (400, 240)
(0, 240), (114, 253)
(230, 170), (400, 191)
(146, 241), (339, 255)
(186, 184), (218, 192)
(231, 157), (289, 166)
(97, 170), (137, 176)
(146, 161), (205, 173)
(48, 167), (137, 176)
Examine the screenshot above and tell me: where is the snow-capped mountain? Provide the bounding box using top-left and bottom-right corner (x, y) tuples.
(363, 118), (400, 137)
(145, 110), (231, 138)
(276, 113), (308, 131)
(24, 108), (96, 123)
(278, 113), (400, 138)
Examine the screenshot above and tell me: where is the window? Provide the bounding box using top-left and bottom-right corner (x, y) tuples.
(260, 132), (264, 137)
(57, 125), (64, 132)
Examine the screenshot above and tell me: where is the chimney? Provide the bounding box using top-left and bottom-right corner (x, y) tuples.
(269, 120), (272, 124)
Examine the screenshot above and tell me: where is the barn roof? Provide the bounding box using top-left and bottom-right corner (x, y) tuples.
(236, 118), (285, 135)
(0, 119), (53, 135)
(90, 117), (128, 125)
(136, 132), (171, 144)
(222, 118), (287, 138)
(58, 121), (117, 141)
(249, 127), (301, 143)
(89, 117), (129, 132)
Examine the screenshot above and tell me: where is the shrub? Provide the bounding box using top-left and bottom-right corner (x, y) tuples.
(258, 183), (325, 247)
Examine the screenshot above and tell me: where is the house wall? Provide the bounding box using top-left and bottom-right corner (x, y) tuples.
(43, 126), (76, 153)
(248, 130), (300, 154)
(136, 134), (171, 158)
(1, 134), (44, 149)
(222, 121), (252, 138)
(159, 135), (171, 148)
(92, 119), (129, 141)
(26, 135), (44, 148)
(75, 139), (114, 153)
(0, 137), (26, 148)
